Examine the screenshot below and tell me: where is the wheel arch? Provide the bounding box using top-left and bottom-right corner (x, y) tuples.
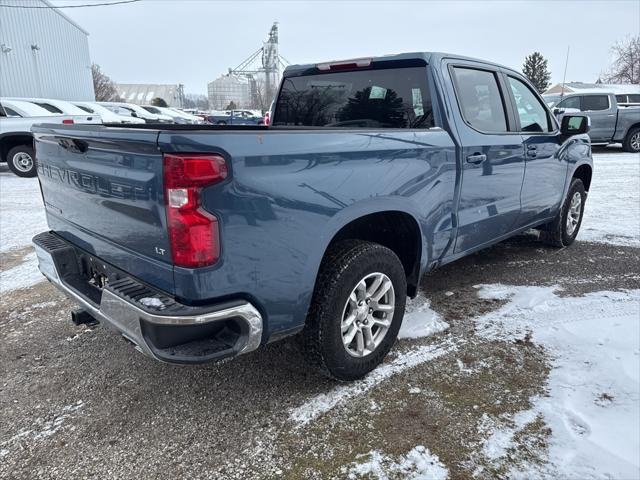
(0, 132), (34, 163)
(314, 204), (424, 299)
(572, 163), (593, 191)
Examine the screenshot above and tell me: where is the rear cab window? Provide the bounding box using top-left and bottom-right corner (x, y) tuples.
(273, 65), (434, 128)
(450, 66), (509, 133)
(582, 95), (610, 111)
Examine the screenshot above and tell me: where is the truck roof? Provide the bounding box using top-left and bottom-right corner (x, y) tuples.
(283, 51), (516, 77)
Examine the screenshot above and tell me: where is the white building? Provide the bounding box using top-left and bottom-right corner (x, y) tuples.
(0, 0), (94, 100)
(207, 74), (250, 110)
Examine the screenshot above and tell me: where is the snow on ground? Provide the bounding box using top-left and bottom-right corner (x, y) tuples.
(0, 401), (84, 459)
(400, 293), (449, 339)
(343, 445), (449, 480)
(474, 284), (640, 479)
(0, 251), (44, 294)
(0, 176), (47, 253)
(0, 175), (47, 292)
(580, 152), (640, 246)
(289, 340), (456, 427)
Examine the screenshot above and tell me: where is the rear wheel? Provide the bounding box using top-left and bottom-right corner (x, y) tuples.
(623, 127), (640, 153)
(302, 240), (407, 381)
(217, 121), (227, 125)
(7, 145), (37, 178)
(539, 178), (586, 247)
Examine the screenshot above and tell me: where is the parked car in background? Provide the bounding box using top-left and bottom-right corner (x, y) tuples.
(1, 99), (95, 177)
(32, 52), (593, 380)
(6, 97), (103, 124)
(544, 92), (640, 152)
(206, 109), (264, 125)
(72, 101), (145, 124)
(141, 105), (204, 124)
(99, 102), (173, 123)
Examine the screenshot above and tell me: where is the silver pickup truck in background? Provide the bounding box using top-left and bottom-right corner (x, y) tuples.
(543, 92), (640, 152)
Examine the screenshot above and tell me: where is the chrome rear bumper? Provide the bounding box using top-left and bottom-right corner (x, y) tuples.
(33, 232), (263, 364)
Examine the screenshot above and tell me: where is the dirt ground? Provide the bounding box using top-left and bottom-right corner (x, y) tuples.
(1, 229), (638, 479)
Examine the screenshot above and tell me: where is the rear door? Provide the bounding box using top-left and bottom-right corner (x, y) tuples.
(33, 125), (175, 292)
(581, 94), (617, 142)
(503, 74), (564, 226)
(444, 61), (525, 253)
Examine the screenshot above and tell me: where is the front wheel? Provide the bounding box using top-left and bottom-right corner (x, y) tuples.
(539, 178), (586, 247)
(302, 240), (407, 381)
(7, 145), (37, 178)
(623, 127), (640, 153)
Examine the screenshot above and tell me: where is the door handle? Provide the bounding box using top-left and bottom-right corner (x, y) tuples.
(466, 153), (487, 164)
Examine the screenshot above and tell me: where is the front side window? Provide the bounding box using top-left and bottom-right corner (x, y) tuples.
(557, 96), (581, 110)
(582, 95), (609, 111)
(508, 76), (552, 132)
(273, 66), (434, 128)
(451, 67), (508, 133)
(628, 94), (640, 103)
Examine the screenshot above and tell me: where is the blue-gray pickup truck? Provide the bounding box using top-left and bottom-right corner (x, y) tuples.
(32, 52), (593, 381)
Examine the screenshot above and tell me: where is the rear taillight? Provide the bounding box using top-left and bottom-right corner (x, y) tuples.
(264, 111), (270, 126)
(163, 153), (228, 268)
(62, 119), (74, 124)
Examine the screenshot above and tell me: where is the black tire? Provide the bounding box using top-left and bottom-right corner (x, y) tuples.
(6, 144), (37, 178)
(622, 127), (640, 153)
(302, 240), (407, 381)
(539, 178), (586, 247)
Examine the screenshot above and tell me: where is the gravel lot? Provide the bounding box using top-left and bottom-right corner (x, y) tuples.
(1, 148), (638, 479)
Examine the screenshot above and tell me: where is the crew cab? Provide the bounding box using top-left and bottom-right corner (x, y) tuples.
(544, 91), (640, 152)
(32, 52), (593, 380)
(0, 99), (97, 177)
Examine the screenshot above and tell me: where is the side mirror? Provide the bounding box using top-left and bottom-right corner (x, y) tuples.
(561, 114), (590, 136)
(553, 107), (563, 115)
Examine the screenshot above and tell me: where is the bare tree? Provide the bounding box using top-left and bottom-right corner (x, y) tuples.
(603, 36), (640, 84)
(91, 64), (120, 101)
(183, 94), (209, 111)
(151, 97), (168, 107)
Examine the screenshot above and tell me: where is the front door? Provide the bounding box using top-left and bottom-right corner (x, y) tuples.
(445, 64), (526, 254)
(505, 75), (564, 225)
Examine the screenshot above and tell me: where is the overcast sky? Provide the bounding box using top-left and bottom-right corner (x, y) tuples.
(54, 0), (640, 94)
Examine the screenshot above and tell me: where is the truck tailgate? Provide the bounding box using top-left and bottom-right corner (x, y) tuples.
(32, 124), (175, 293)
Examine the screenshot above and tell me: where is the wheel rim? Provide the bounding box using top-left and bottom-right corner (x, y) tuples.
(340, 272), (395, 358)
(12, 152), (34, 173)
(566, 191), (582, 236)
(631, 132), (640, 151)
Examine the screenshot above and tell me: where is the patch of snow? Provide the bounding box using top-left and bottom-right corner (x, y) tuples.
(289, 340), (456, 427)
(0, 175), (47, 253)
(408, 387), (422, 394)
(343, 445), (449, 480)
(400, 294), (449, 339)
(474, 284), (640, 479)
(139, 297), (165, 309)
(580, 152), (640, 246)
(0, 401), (84, 459)
(0, 251), (44, 293)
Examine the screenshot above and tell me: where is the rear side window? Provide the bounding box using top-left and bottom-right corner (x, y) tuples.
(507, 76), (553, 132)
(629, 94), (640, 103)
(34, 102), (63, 114)
(582, 95), (609, 111)
(273, 67), (434, 128)
(557, 96), (581, 110)
(451, 67), (508, 133)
